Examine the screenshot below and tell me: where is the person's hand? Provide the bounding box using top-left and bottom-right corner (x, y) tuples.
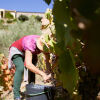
(42, 73), (51, 83)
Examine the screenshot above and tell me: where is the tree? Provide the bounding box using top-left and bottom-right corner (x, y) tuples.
(5, 11), (14, 19)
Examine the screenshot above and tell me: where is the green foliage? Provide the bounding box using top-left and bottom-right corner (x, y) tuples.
(38, 6), (79, 94)
(0, 20), (4, 24)
(53, 0), (77, 29)
(95, 7), (100, 15)
(0, 20), (5, 29)
(12, 18), (17, 22)
(59, 50), (78, 94)
(18, 15), (29, 22)
(43, 0), (51, 5)
(53, 0), (70, 23)
(6, 19), (13, 23)
(35, 16), (42, 22)
(0, 20), (8, 30)
(52, 19), (78, 93)
(5, 11), (14, 19)
(43, 0), (100, 99)
(6, 19), (17, 24)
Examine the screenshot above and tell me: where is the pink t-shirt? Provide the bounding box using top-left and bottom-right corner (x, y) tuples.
(10, 35), (40, 54)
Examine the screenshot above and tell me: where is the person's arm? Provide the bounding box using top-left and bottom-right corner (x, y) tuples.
(25, 50), (51, 82)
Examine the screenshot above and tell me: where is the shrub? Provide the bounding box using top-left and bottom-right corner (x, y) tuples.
(0, 20), (7, 29)
(18, 15), (29, 22)
(35, 16), (42, 22)
(7, 19), (13, 23)
(12, 19), (17, 22)
(0, 19), (4, 24)
(7, 19), (17, 24)
(5, 11), (14, 19)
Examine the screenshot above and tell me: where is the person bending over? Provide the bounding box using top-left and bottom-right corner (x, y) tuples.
(8, 35), (51, 100)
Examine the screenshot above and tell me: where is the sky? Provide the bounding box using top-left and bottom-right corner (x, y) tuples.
(0, 0), (53, 12)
